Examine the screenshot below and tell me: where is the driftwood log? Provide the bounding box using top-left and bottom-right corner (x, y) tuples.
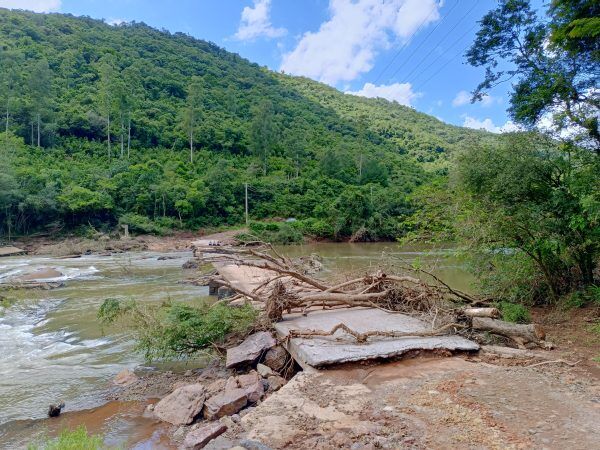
(198, 243), (546, 348)
(472, 317), (545, 347)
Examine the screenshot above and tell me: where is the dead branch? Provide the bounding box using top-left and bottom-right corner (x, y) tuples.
(287, 322), (467, 343)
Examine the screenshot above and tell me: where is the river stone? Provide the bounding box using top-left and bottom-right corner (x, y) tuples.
(262, 345), (287, 372)
(113, 369), (139, 386)
(226, 332), (277, 369)
(154, 383), (206, 425)
(183, 422), (227, 449)
(203, 388), (248, 420)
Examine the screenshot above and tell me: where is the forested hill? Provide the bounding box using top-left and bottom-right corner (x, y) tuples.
(0, 8), (498, 240)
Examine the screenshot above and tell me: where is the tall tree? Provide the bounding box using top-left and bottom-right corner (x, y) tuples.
(28, 59), (53, 148)
(466, 0), (599, 152)
(250, 100), (276, 176)
(97, 54), (118, 160)
(182, 76), (203, 164)
(0, 50), (22, 147)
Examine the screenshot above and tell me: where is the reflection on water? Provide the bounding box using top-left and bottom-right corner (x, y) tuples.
(0, 242), (473, 447)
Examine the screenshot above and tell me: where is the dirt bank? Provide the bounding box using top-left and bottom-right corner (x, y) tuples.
(228, 355), (599, 449)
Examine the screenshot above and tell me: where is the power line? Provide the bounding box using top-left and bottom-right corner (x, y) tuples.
(404, 1), (479, 85)
(410, 22), (478, 89)
(413, 25), (478, 91)
(372, 2), (439, 85)
(385, 0), (460, 83)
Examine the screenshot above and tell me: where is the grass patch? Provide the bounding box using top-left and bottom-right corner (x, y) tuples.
(28, 426), (103, 450)
(497, 301), (531, 324)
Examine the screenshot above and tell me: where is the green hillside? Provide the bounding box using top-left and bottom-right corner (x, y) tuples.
(0, 9), (498, 240)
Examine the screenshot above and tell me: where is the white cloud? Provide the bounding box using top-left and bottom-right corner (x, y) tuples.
(452, 90), (470, 107)
(234, 0), (286, 41)
(462, 116), (519, 134)
(280, 0), (441, 85)
(453, 90), (500, 108)
(107, 18), (127, 26)
(0, 0), (60, 12)
(346, 82), (420, 106)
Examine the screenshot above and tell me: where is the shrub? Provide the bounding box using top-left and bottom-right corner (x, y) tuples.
(118, 213), (165, 235)
(98, 298), (259, 360)
(497, 301), (531, 324)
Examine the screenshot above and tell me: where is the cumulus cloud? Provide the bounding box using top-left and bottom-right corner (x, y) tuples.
(0, 0), (60, 12)
(462, 116), (519, 134)
(280, 0), (441, 85)
(453, 90), (500, 108)
(234, 0), (286, 41)
(346, 82), (420, 106)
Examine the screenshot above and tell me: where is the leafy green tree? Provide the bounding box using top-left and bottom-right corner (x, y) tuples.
(456, 133), (599, 301)
(466, 0), (599, 152)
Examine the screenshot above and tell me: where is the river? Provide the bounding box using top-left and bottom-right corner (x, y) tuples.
(0, 242), (473, 447)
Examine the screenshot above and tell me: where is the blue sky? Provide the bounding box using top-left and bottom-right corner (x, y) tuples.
(1, 0), (544, 132)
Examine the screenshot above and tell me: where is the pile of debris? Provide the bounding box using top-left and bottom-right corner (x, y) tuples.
(201, 244), (547, 349)
(138, 331), (290, 449)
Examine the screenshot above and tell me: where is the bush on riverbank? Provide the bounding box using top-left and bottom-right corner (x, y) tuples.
(98, 298), (259, 360)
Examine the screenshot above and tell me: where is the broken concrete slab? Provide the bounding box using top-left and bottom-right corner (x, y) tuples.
(226, 332), (277, 369)
(274, 308), (479, 368)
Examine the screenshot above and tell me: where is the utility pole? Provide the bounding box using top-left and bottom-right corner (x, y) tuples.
(245, 183), (249, 225)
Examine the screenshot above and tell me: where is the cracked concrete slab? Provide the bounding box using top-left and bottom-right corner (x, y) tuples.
(274, 308), (479, 368)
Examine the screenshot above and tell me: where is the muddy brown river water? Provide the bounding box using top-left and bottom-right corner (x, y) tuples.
(0, 242), (473, 448)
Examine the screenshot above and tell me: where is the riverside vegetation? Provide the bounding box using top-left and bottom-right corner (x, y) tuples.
(1, 0), (599, 359)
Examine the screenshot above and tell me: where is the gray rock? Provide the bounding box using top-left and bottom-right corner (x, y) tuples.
(240, 439), (273, 450)
(183, 422), (227, 449)
(153, 384), (206, 425)
(226, 332), (276, 369)
(266, 375), (286, 393)
(262, 345), (287, 372)
(203, 388), (248, 420)
(182, 259), (199, 269)
(256, 363), (275, 378)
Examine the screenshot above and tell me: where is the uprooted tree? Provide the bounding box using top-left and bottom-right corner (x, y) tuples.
(200, 244), (547, 349)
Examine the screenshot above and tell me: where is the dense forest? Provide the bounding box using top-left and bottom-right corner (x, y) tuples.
(0, 8), (498, 241)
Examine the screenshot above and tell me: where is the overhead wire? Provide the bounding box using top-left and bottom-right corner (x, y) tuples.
(385, 0), (460, 82)
(372, 1), (439, 84)
(403, 1), (479, 85)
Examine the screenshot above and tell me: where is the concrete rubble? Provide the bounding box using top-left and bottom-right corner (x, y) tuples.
(183, 422), (227, 449)
(226, 332), (277, 369)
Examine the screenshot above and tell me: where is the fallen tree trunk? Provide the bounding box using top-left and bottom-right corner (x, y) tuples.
(471, 317), (545, 346)
(463, 307), (500, 318)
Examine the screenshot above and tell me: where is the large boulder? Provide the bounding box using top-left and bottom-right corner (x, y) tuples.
(183, 422), (227, 449)
(203, 388), (248, 420)
(226, 332), (276, 369)
(153, 384), (206, 425)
